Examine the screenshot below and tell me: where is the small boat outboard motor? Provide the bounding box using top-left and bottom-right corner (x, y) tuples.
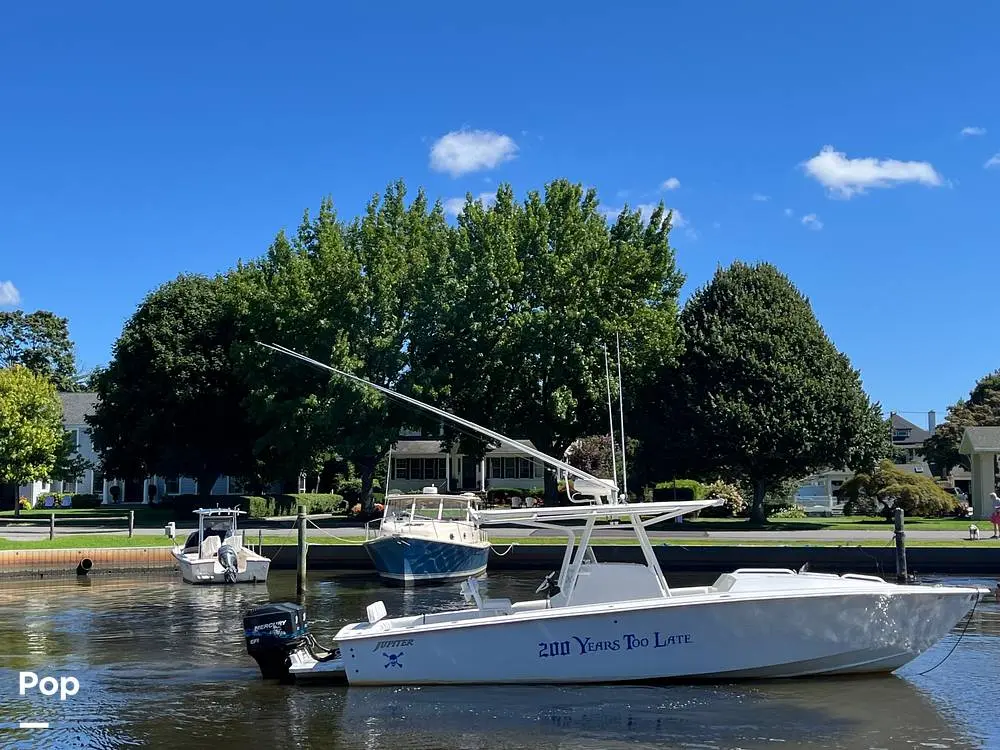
(243, 603), (339, 681)
(218, 544), (239, 583)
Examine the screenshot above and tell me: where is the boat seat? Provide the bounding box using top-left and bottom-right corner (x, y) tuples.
(479, 598), (513, 614)
(224, 533), (242, 550)
(200, 535), (221, 558)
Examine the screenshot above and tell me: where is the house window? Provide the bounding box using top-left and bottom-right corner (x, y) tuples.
(68, 429), (79, 447)
(394, 458), (409, 480)
(518, 458), (534, 479)
(503, 457), (518, 479)
(424, 458), (445, 480)
(489, 458), (502, 479)
(63, 477), (81, 494)
(892, 428), (911, 442)
(166, 477), (181, 495)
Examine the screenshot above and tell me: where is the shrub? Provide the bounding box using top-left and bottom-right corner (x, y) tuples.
(487, 487), (542, 505)
(772, 504), (807, 519)
(699, 480), (747, 518)
(18, 496), (33, 510)
(71, 494), (102, 509)
(842, 496), (877, 517)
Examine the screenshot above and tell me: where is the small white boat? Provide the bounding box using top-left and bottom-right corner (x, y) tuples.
(173, 508), (270, 585)
(363, 487), (490, 584)
(243, 343), (987, 685)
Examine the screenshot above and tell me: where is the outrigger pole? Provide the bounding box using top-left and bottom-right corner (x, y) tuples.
(256, 342), (621, 500)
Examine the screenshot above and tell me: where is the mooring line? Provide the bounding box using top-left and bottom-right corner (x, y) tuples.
(917, 594), (980, 676)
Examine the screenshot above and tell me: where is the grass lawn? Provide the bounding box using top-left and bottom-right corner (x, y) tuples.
(0, 534), (993, 551)
(0, 506), (176, 526)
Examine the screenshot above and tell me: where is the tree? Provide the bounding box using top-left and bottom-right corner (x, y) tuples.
(234, 185), (446, 506)
(0, 311), (79, 391)
(88, 274), (257, 496)
(407, 180), (685, 503)
(0, 366), (87, 515)
(839, 459), (958, 518)
(671, 261), (889, 524)
(922, 371), (1000, 477)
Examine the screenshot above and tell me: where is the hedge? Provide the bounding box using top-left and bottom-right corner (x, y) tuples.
(70, 493), (102, 509)
(652, 480), (706, 504)
(161, 493), (346, 520)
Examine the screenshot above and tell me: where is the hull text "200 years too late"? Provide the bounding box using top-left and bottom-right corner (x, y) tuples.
(538, 632), (693, 658)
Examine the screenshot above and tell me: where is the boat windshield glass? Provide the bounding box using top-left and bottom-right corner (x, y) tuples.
(384, 494), (473, 522)
(202, 516), (237, 535)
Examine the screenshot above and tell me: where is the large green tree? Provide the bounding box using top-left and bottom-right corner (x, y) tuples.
(407, 180), (685, 502)
(88, 274), (257, 495)
(234, 184), (447, 505)
(671, 261), (889, 524)
(0, 365), (87, 515)
(922, 371), (1000, 477)
(0, 310), (79, 392)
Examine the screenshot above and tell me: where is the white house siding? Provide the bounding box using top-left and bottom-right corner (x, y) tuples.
(387, 440), (544, 494)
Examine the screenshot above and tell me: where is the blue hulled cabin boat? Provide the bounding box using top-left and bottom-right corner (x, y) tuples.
(362, 487), (490, 584)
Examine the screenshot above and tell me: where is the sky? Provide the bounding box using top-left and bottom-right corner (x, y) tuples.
(2, 1), (998, 429)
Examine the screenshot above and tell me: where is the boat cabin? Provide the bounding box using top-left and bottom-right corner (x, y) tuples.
(182, 508), (247, 556)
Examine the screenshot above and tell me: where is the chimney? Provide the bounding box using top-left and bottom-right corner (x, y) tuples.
(928, 410), (936, 432)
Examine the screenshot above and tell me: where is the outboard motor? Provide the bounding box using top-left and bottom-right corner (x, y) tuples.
(244, 603), (309, 681)
(243, 603), (340, 682)
(219, 544), (239, 583)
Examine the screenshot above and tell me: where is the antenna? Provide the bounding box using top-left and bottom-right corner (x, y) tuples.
(256, 342), (620, 499)
(615, 331), (628, 501)
(603, 344), (619, 494)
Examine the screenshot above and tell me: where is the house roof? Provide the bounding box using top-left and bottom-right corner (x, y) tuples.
(891, 414), (931, 445)
(391, 438), (537, 456)
(58, 392), (98, 426)
(960, 426), (1000, 454)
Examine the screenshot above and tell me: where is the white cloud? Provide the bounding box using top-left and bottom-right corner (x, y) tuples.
(752, 193), (770, 202)
(961, 126), (987, 137)
(784, 208), (794, 217)
(442, 192), (496, 217)
(712, 221), (721, 229)
(802, 145), (943, 198)
(429, 129), (518, 177)
(660, 177), (681, 191)
(985, 153), (1000, 169)
(0, 281), (20, 306)
(801, 214), (823, 231)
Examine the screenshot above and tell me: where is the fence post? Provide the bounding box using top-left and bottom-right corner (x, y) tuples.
(49, 513), (55, 541)
(258, 528), (263, 554)
(128, 510), (135, 538)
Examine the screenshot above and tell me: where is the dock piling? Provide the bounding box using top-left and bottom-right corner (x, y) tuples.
(49, 513), (55, 541)
(296, 504), (308, 597)
(894, 508), (908, 583)
(128, 510), (134, 538)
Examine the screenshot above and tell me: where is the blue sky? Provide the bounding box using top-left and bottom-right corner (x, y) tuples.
(2, 2), (998, 428)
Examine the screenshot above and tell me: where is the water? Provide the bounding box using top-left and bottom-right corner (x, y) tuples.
(0, 570), (998, 749)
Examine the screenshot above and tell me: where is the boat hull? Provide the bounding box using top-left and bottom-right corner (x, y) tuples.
(336, 586), (980, 684)
(363, 536), (489, 583)
(173, 552), (270, 585)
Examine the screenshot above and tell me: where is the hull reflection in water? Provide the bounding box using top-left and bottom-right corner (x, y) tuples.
(336, 677), (981, 750)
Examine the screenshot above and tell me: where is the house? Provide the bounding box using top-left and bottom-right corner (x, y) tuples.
(793, 411), (943, 514)
(387, 437), (544, 494)
(7, 392), (238, 508)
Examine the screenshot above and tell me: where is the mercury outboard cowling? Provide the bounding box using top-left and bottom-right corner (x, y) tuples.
(244, 602), (309, 680)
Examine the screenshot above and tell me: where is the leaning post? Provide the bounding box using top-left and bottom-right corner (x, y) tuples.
(50, 513), (55, 541)
(894, 508), (908, 583)
(128, 510), (135, 538)
(297, 504), (308, 597)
